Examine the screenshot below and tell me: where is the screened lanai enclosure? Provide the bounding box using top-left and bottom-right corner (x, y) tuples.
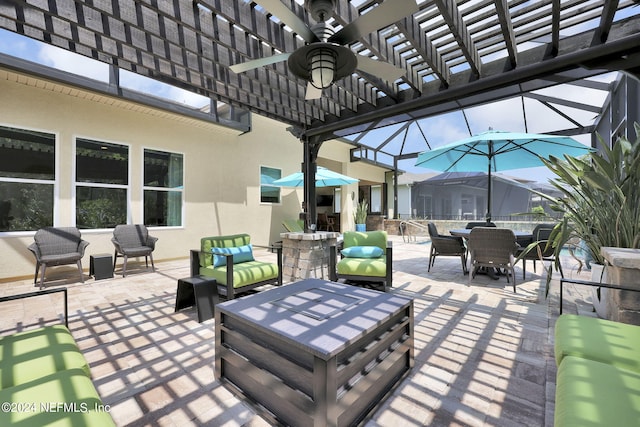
(2, 1), (640, 225)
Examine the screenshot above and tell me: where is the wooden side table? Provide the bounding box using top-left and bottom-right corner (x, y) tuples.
(174, 276), (219, 322)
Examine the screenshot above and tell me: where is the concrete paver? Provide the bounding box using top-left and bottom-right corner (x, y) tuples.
(0, 235), (594, 426)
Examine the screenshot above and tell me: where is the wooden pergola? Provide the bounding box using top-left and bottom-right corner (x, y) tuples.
(2, 0), (640, 226)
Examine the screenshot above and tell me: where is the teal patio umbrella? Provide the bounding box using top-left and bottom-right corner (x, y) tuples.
(415, 130), (594, 221)
(273, 166), (359, 187)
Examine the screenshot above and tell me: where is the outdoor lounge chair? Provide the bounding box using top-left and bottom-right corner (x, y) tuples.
(112, 224), (158, 277)
(329, 231), (392, 292)
(467, 227), (519, 292)
(282, 219), (304, 232)
(190, 233), (282, 300)
(28, 227), (89, 288)
(427, 223), (467, 274)
(517, 223), (564, 279)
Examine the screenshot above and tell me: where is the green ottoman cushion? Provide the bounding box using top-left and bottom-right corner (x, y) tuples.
(0, 368), (115, 426)
(555, 314), (640, 373)
(0, 325), (91, 389)
(555, 356), (640, 426)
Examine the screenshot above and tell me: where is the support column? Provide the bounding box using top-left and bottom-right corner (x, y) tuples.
(602, 247), (640, 325)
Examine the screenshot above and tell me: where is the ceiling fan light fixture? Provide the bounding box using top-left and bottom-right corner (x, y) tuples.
(309, 48), (336, 89)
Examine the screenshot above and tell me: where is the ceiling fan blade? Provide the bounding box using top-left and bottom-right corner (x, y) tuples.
(328, 0), (419, 45)
(229, 52), (291, 74)
(356, 55), (405, 82)
(305, 82), (323, 100)
(253, 0), (319, 43)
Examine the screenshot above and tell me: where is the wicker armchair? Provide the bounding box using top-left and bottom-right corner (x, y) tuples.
(112, 224), (158, 277)
(427, 223), (467, 274)
(28, 227), (89, 288)
(516, 223), (564, 279)
(467, 227), (519, 291)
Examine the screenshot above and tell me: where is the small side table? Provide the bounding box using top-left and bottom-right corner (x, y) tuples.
(175, 276), (219, 322)
(90, 254), (113, 280)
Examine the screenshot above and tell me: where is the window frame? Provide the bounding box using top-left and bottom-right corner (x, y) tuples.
(142, 147), (185, 228)
(0, 124), (59, 235)
(259, 165), (282, 205)
(73, 136), (130, 231)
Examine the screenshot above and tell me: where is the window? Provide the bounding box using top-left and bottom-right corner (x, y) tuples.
(75, 139), (128, 229)
(0, 125), (55, 232)
(260, 166), (281, 204)
(371, 185), (382, 213)
(144, 149), (183, 226)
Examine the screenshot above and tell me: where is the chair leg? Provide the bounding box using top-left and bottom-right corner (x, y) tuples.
(149, 253), (155, 272)
(122, 255), (128, 277)
(34, 264), (40, 285)
(40, 264), (46, 289)
(77, 260), (84, 284)
(113, 251), (118, 271)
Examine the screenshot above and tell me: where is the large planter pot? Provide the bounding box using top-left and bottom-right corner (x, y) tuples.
(601, 247), (640, 325)
(590, 263), (610, 319)
(355, 224), (366, 232)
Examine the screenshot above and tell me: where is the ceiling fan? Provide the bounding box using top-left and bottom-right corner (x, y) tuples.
(229, 0), (419, 100)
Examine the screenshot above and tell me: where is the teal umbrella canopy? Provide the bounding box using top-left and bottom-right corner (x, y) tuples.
(415, 130), (594, 221)
(273, 166), (359, 187)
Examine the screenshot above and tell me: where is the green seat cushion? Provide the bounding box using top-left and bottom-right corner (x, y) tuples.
(555, 314), (640, 373)
(337, 257), (386, 278)
(0, 325), (90, 390)
(555, 356), (640, 427)
(199, 260), (279, 288)
(0, 368), (115, 427)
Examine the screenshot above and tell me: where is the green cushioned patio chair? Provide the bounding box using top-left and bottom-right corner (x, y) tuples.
(282, 219), (304, 232)
(190, 233), (282, 299)
(329, 231), (392, 292)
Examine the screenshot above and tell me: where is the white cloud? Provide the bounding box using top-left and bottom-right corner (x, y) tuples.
(37, 44), (109, 81)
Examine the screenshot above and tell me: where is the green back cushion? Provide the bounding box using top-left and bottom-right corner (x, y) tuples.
(555, 356), (640, 427)
(0, 368), (116, 426)
(555, 314), (640, 373)
(343, 231), (387, 253)
(200, 234), (251, 268)
(0, 325), (90, 390)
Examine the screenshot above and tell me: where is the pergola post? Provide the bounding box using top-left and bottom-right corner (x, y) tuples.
(302, 135), (323, 233)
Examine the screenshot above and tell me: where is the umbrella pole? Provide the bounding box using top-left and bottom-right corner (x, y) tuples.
(486, 142), (493, 223)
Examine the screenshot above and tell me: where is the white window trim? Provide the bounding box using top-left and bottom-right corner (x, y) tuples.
(259, 164), (282, 205)
(72, 136), (131, 230)
(141, 147), (185, 228)
(0, 123), (59, 236)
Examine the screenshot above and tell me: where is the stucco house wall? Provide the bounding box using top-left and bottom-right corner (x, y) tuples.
(0, 68), (306, 280)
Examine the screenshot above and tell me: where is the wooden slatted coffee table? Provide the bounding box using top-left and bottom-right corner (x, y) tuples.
(215, 278), (413, 427)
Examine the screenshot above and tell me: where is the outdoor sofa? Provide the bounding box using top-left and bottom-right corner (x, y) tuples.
(554, 278), (640, 426)
(190, 233), (282, 299)
(0, 288), (115, 426)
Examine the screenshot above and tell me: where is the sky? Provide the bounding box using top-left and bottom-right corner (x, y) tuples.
(0, 24), (617, 184)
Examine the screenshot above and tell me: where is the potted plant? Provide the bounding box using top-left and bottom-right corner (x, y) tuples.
(530, 124), (640, 295)
(354, 199), (368, 232)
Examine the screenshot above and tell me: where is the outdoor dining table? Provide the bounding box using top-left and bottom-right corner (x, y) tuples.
(449, 228), (533, 241)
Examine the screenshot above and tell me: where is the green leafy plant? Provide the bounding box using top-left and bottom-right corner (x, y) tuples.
(529, 124), (640, 293)
(354, 199), (368, 225)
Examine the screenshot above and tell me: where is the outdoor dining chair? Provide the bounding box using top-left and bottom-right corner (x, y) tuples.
(517, 223), (564, 279)
(28, 227), (89, 288)
(427, 223), (468, 274)
(112, 224), (158, 277)
(467, 227), (519, 292)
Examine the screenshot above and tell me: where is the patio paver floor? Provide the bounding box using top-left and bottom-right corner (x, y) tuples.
(0, 235), (596, 426)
